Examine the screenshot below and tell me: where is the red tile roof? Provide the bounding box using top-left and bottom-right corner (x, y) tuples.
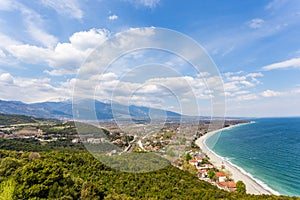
(215, 172), (226, 177)
(195, 156), (203, 160)
(218, 181), (236, 188)
(198, 169), (207, 173)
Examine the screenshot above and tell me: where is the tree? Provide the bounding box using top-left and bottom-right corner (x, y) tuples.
(0, 157), (22, 178)
(182, 163), (197, 175)
(236, 180), (246, 194)
(185, 153), (192, 162)
(224, 170), (233, 181)
(0, 178), (15, 200)
(208, 169), (216, 180)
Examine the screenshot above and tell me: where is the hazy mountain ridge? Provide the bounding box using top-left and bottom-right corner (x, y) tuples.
(0, 100), (181, 120)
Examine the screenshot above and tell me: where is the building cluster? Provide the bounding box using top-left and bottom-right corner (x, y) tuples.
(187, 150), (237, 192)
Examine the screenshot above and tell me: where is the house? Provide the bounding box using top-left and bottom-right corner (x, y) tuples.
(189, 159), (198, 166)
(72, 138), (79, 143)
(195, 156), (203, 162)
(215, 172), (227, 182)
(86, 138), (101, 144)
(204, 163), (214, 169)
(196, 163), (214, 170)
(218, 181), (236, 191)
(198, 169), (208, 178)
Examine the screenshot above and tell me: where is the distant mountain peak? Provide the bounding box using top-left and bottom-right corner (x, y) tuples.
(0, 99), (182, 121)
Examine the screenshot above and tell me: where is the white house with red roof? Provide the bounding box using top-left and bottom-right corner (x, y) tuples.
(215, 171), (227, 182)
(194, 156), (203, 162)
(189, 159), (198, 166)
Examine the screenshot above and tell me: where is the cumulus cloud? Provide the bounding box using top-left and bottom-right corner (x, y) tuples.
(247, 18), (265, 29)
(3, 27), (223, 115)
(108, 14), (118, 21)
(0, 72), (72, 103)
(72, 69), (214, 115)
(262, 57), (300, 70)
(7, 44), (52, 63)
(69, 28), (109, 50)
(0, 73), (14, 83)
(6, 28), (110, 76)
(41, 0), (83, 19)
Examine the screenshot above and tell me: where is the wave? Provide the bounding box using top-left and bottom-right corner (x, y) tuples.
(225, 158), (281, 195)
(204, 122), (281, 196)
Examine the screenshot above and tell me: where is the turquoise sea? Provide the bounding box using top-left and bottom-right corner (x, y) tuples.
(206, 118), (300, 197)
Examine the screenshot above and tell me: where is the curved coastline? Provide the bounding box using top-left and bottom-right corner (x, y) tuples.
(195, 122), (281, 195)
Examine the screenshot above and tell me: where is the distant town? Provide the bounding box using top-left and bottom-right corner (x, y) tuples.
(0, 113), (247, 193)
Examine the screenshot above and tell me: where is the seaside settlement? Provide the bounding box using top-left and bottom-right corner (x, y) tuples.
(0, 117), (246, 193)
(181, 148), (238, 192)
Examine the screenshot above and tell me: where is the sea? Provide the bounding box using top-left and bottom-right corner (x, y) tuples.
(206, 118), (300, 197)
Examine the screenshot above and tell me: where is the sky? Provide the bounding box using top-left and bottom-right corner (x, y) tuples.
(0, 0), (300, 117)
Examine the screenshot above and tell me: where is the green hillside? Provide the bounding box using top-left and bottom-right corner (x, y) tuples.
(0, 150), (297, 200)
(0, 113), (52, 125)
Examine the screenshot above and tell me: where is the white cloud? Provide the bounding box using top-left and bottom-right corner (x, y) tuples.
(224, 71), (263, 93)
(0, 73), (13, 83)
(236, 94), (258, 101)
(6, 28), (110, 76)
(262, 57), (300, 70)
(125, 0), (160, 8)
(0, 1), (58, 48)
(108, 14), (118, 21)
(73, 71), (212, 115)
(223, 71), (264, 102)
(0, 49), (5, 58)
(247, 18), (265, 29)
(0, 33), (21, 49)
(0, 72), (72, 103)
(261, 89), (283, 97)
(246, 72), (264, 83)
(0, 0), (15, 11)
(25, 21), (58, 48)
(226, 90), (250, 97)
(69, 28), (109, 50)
(19, 5), (58, 48)
(7, 44), (52, 63)
(41, 0), (83, 19)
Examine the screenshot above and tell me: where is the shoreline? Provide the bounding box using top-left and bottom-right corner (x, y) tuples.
(195, 123), (281, 195)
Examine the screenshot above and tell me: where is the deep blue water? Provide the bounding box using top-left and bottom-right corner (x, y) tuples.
(206, 118), (300, 197)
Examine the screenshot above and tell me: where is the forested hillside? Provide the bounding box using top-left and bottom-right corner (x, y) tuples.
(0, 150), (297, 200)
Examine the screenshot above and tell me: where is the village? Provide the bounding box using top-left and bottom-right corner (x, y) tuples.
(182, 149), (238, 192)
(0, 119), (242, 193)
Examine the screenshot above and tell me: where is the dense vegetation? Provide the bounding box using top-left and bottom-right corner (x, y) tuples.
(0, 138), (85, 152)
(0, 113), (42, 125)
(0, 150), (297, 200)
(0, 114), (298, 199)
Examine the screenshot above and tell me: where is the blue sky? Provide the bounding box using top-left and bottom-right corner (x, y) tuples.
(0, 0), (300, 117)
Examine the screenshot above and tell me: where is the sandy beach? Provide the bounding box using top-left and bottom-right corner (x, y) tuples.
(195, 124), (279, 195)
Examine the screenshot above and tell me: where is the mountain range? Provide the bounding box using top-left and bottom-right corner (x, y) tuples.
(0, 99), (181, 121)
